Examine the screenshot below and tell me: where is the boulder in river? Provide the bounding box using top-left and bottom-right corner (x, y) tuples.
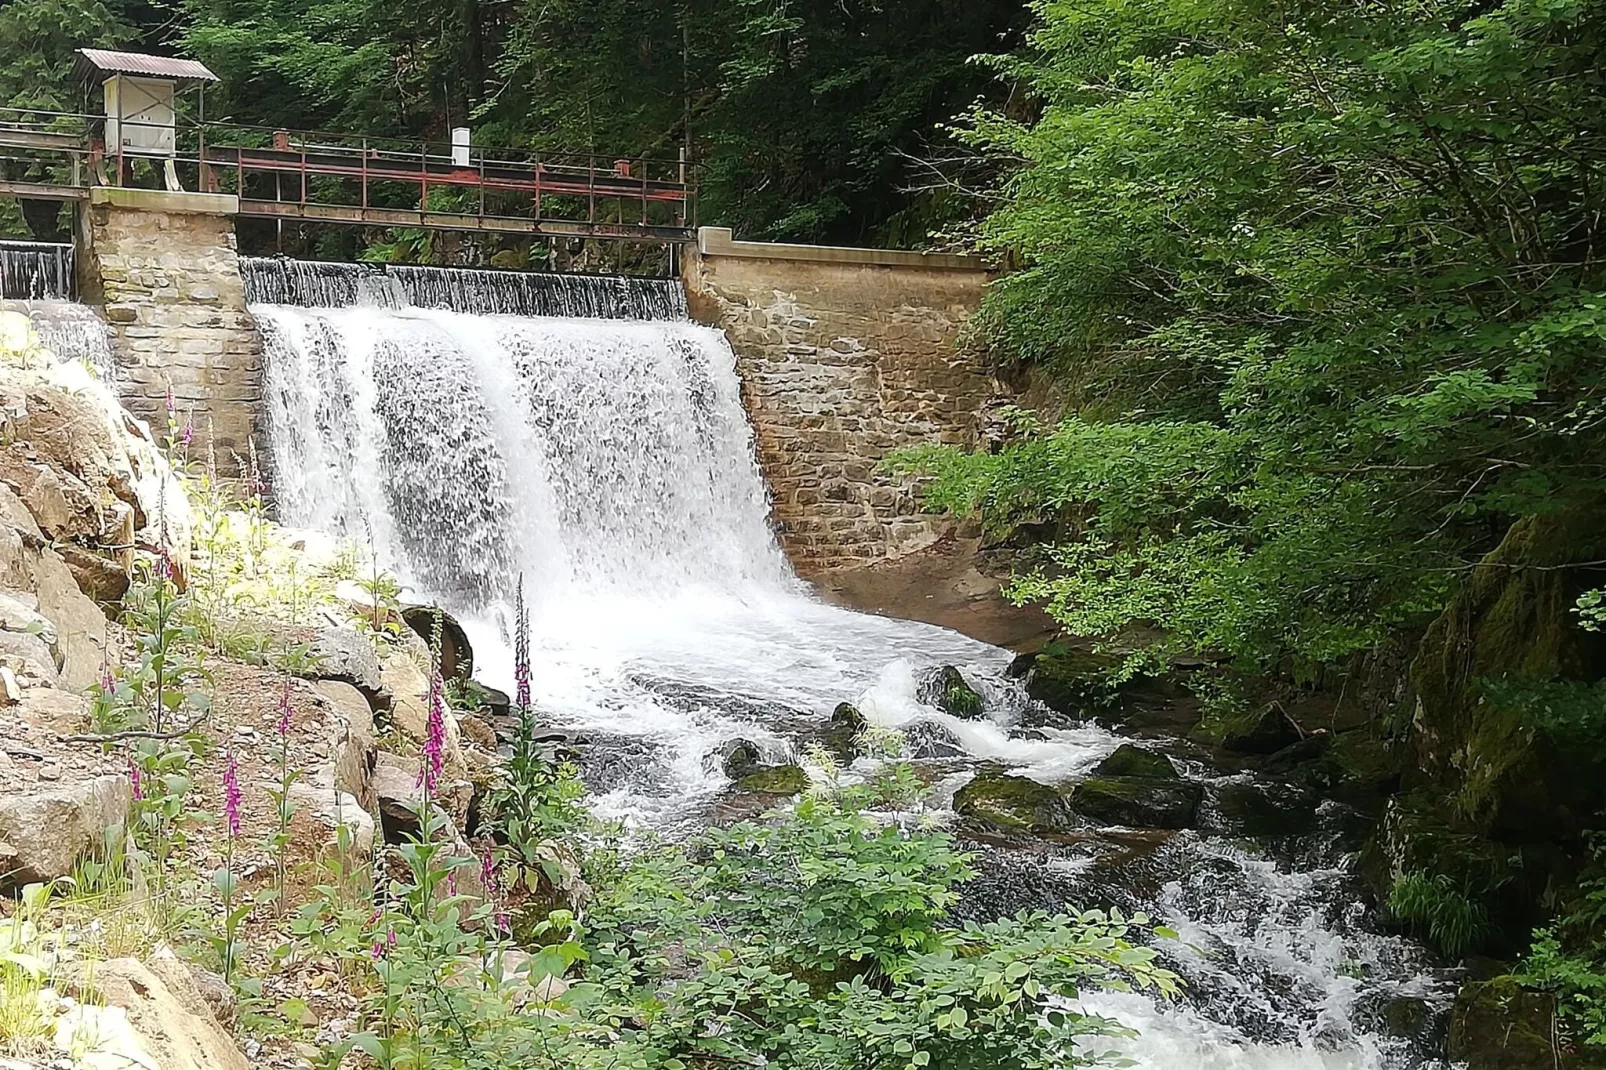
(705, 737), (764, 780)
(917, 665), (984, 719)
(1067, 777), (1203, 830)
(953, 768), (1079, 833)
(1201, 778), (1319, 839)
(736, 763), (810, 796)
(1092, 743), (1178, 780)
(902, 719), (966, 760)
(1216, 703), (1304, 755)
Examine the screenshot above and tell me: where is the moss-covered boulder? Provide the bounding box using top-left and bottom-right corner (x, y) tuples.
(1093, 744), (1178, 780)
(1019, 647), (1121, 722)
(705, 738), (763, 780)
(737, 764), (810, 796)
(1448, 977), (1601, 1070)
(1202, 779), (1318, 839)
(917, 665), (985, 720)
(953, 768), (1078, 833)
(1068, 777), (1202, 830)
(1411, 506), (1606, 842)
(1213, 704), (1304, 755)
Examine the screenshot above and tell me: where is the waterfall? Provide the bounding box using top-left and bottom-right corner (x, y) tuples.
(0, 241), (74, 301)
(254, 259), (1452, 1070)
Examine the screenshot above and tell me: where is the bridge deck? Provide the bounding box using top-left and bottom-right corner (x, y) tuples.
(0, 111), (693, 241)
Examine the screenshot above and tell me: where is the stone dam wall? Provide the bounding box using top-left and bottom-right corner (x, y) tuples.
(76, 189), (261, 472)
(63, 208), (998, 572)
(684, 227), (998, 574)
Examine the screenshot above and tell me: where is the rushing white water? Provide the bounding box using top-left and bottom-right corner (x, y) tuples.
(253, 267), (1452, 1070)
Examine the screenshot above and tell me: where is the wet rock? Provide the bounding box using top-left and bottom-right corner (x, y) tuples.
(1217, 704), (1304, 755)
(0, 774), (131, 888)
(953, 768), (1079, 834)
(917, 665), (984, 720)
(1093, 743), (1178, 780)
(1261, 730), (1332, 774)
(402, 604), (473, 681)
(462, 679), (510, 718)
(1412, 507), (1606, 843)
(902, 719), (966, 759)
(736, 763), (810, 796)
(1449, 977), (1575, 1069)
(307, 625), (385, 697)
(831, 701), (867, 733)
(705, 737), (763, 780)
(1202, 778), (1319, 839)
(1068, 777), (1203, 830)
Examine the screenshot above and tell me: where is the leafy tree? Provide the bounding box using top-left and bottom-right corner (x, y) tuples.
(900, 0), (1606, 680)
(0, 0), (137, 238)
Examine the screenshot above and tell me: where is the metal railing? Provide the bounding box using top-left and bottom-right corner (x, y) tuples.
(0, 107), (694, 240)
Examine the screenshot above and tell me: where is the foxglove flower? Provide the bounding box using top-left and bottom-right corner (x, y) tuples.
(420, 670), (447, 792)
(222, 752), (242, 839)
(514, 574), (531, 712)
(128, 755), (142, 801)
(276, 678), (293, 738)
(181, 421), (193, 447)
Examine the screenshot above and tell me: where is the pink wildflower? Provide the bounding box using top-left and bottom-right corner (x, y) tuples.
(128, 755), (142, 801)
(420, 670), (446, 792)
(164, 385), (174, 414)
(180, 421), (193, 447)
(514, 576), (531, 712)
(222, 752), (242, 839)
(276, 678), (293, 737)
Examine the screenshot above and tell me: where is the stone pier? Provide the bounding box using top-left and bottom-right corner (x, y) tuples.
(684, 227), (998, 574)
(76, 188), (261, 470)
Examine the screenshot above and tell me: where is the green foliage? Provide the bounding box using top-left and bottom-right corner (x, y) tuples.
(176, 0), (1020, 250)
(1519, 836), (1606, 1048)
(899, 0), (1606, 682)
(305, 766), (1176, 1070)
(485, 705), (586, 897)
(1388, 871), (1490, 958)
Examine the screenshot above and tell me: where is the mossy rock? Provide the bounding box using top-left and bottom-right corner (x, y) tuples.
(1093, 743), (1178, 780)
(1448, 977), (1605, 1069)
(737, 764), (810, 796)
(1020, 647), (1120, 720)
(1210, 704), (1303, 755)
(1201, 779), (1318, 839)
(1361, 791), (1568, 957)
(830, 702), (867, 733)
(953, 768), (1078, 833)
(705, 738), (764, 780)
(1068, 777), (1202, 830)
(1411, 506), (1606, 840)
(918, 665), (984, 720)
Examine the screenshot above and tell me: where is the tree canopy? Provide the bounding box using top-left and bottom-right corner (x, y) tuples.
(900, 0), (1606, 681)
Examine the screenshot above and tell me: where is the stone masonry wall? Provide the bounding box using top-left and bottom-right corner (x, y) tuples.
(78, 189), (261, 471)
(684, 229), (997, 574)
